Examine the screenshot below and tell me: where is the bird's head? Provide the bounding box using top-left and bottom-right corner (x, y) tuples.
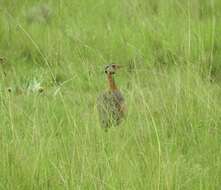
(105, 64), (122, 75)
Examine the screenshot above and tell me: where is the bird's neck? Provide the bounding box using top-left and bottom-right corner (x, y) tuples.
(107, 74), (118, 91)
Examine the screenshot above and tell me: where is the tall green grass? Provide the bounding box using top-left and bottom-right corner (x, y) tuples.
(0, 0), (221, 189)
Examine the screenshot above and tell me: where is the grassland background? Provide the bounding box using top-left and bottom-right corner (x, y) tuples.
(0, 0), (221, 189)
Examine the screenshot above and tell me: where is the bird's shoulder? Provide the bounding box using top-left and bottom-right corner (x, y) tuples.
(112, 90), (124, 102)
(97, 90), (124, 104)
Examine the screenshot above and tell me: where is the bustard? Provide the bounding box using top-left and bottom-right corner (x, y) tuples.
(97, 64), (126, 130)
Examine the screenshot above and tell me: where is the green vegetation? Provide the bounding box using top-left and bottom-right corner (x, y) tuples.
(0, 0), (221, 189)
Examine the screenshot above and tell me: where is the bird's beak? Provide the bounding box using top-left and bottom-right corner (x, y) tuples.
(116, 65), (124, 69)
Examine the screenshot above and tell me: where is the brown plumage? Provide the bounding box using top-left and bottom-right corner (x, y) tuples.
(97, 64), (126, 129)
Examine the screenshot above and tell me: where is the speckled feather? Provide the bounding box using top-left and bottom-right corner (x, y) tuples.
(97, 90), (125, 128)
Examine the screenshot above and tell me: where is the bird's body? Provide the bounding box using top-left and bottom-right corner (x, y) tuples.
(97, 64), (126, 129)
(97, 90), (125, 128)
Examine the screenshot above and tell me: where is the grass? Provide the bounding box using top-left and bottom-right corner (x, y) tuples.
(0, 0), (221, 189)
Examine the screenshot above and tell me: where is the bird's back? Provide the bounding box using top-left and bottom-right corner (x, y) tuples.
(97, 90), (125, 128)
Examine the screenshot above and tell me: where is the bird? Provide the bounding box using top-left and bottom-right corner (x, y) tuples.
(97, 64), (126, 130)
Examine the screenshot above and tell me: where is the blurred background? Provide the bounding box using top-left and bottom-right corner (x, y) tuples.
(0, 0), (221, 189)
